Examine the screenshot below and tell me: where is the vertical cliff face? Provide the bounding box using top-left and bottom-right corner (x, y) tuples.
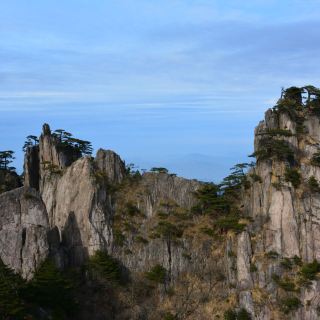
(2, 124), (128, 274)
(229, 87), (320, 319)
(0, 187), (49, 279)
(110, 171), (203, 280)
(36, 125), (127, 266)
(23, 145), (39, 190)
(95, 148), (126, 183)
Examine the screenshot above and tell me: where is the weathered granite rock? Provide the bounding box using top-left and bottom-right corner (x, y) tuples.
(231, 104), (320, 318)
(0, 187), (49, 279)
(139, 172), (200, 217)
(40, 156), (114, 265)
(95, 148), (126, 184)
(24, 145), (40, 190)
(39, 123), (81, 187)
(237, 232), (253, 290)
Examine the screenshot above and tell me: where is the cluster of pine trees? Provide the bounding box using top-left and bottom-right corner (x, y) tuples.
(0, 259), (77, 319)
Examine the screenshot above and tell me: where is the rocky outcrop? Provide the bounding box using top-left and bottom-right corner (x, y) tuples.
(230, 91), (320, 318)
(39, 124), (81, 173)
(95, 148), (126, 183)
(40, 156), (114, 266)
(0, 126), (127, 276)
(0, 187), (49, 279)
(1, 124), (202, 281)
(110, 171), (202, 279)
(139, 172), (200, 217)
(24, 146), (40, 190)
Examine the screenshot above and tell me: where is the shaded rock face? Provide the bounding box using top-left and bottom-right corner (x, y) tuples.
(37, 128), (125, 266)
(24, 146), (40, 190)
(230, 107), (320, 319)
(0, 187), (49, 279)
(139, 172), (200, 217)
(0, 169), (22, 194)
(40, 156), (115, 266)
(95, 148), (126, 184)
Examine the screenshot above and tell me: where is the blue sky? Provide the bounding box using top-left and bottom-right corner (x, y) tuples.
(1, 0), (320, 181)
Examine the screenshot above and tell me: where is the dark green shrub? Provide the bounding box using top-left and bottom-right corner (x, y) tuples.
(155, 221), (183, 239)
(311, 151), (320, 166)
(250, 263), (258, 272)
(249, 173), (262, 183)
(284, 168), (301, 188)
(150, 167), (169, 174)
(283, 86), (303, 104)
(0, 169), (22, 194)
(300, 260), (320, 280)
(123, 221), (136, 232)
(224, 309), (237, 320)
(0, 259), (25, 318)
(166, 286), (175, 296)
(227, 250), (236, 258)
(157, 211), (169, 219)
(193, 183), (229, 215)
(237, 308), (252, 320)
(182, 252), (192, 260)
(224, 308), (251, 320)
(271, 273), (280, 281)
(193, 163), (252, 218)
(293, 255), (302, 266)
(280, 258), (293, 270)
(114, 229), (125, 247)
(214, 216), (246, 233)
(259, 129), (293, 137)
(266, 251), (279, 259)
(280, 297), (301, 314)
(272, 182), (282, 190)
(308, 176), (320, 192)
(279, 280), (296, 292)
(163, 312), (177, 320)
(200, 227), (215, 237)
(125, 202), (141, 216)
(24, 259), (77, 317)
(42, 161), (63, 175)
(136, 235), (148, 244)
(250, 138), (294, 163)
(145, 265), (167, 284)
(53, 129), (92, 159)
(87, 251), (122, 284)
(272, 274), (296, 291)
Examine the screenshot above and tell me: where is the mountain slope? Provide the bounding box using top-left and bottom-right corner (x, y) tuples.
(1, 86), (320, 319)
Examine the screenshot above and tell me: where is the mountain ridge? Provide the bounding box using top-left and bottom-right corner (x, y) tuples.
(1, 86), (320, 319)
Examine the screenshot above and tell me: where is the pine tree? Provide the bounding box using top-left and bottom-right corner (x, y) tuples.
(0, 151), (15, 171)
(22, 135), (39, 152)
(0, 259), (25, 318)
(24, 259), (76, 317)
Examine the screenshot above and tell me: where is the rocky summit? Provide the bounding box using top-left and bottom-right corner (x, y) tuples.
(1, 86), (320, 319)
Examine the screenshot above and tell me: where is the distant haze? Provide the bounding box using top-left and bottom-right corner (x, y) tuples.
(1, 1), (320, 182)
